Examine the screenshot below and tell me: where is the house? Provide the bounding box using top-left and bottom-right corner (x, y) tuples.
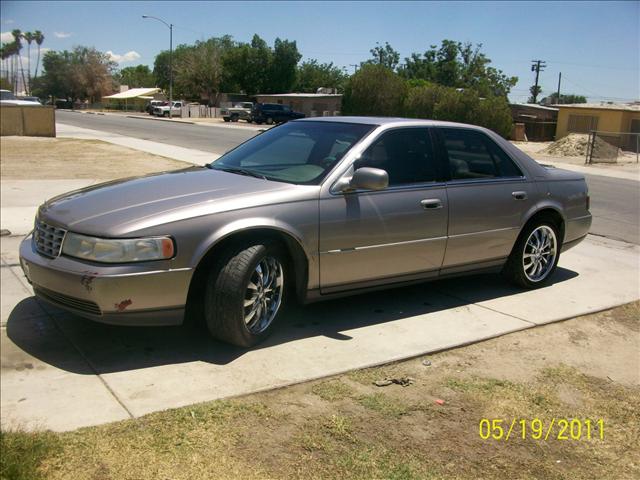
(254, 93), (342, 117)
(555, 102), (640, 151)
(509, 103), (559, 141)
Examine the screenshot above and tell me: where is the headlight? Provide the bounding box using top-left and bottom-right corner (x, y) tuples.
(62, 233), (175, 263)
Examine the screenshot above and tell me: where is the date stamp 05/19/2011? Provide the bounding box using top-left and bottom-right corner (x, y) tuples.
(479, 418), (605, 442)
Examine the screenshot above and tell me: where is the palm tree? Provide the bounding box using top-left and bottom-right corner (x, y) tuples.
(11, 29), (26, 94)
(0, 45), (6, 83)
(33, 30), (44, 80)
(23, 31), (34, 94)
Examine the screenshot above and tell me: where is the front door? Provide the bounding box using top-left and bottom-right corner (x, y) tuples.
(319, 127), (448, 292)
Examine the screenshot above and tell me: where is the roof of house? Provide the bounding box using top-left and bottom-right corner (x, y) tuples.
(255, 93), (343, 98)
(510, 103), (559, 112)
(103, 88), (161, 99)
(555, 103), (640, 112)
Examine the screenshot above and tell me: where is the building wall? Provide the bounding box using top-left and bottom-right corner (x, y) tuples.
(556, 107), (630, 138)
(0, 105), (56, 137)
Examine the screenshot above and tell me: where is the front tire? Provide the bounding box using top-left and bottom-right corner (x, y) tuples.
(204, 242), (286, 347)
(503, 220), (561, 288)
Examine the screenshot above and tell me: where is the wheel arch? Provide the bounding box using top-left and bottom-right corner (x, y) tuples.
(521, 205), (566, 244)
(186, 224), (310, 315)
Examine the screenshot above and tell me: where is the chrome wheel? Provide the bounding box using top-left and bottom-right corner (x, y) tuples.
(523, 225), (557, 282)
(244, 256), (284, 334)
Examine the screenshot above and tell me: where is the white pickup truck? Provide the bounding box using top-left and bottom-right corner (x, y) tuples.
(221, 102), (253, 122)
(153, 101), (183, 118)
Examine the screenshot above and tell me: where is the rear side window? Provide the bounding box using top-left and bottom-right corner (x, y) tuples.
(440, 128), (521, 180)
(355, 128), (437, 186)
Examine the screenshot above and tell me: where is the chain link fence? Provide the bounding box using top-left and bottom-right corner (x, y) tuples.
(585, 131), (640, 164)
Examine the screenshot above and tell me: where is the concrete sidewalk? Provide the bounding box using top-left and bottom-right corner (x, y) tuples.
(1, 233), (638, 431)
(57, 123), (219, 165)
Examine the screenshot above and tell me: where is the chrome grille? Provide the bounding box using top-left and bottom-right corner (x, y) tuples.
(34, 220), (66, 258)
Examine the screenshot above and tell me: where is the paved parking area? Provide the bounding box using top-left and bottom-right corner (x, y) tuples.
(1, 233), (638, 431)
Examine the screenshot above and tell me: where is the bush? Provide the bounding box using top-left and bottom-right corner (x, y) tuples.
(342, 64), (407, 117)
(404, 84), (513, 138)
(343, 64), (513, 138)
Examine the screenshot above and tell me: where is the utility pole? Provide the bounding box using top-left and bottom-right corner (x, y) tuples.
(530, 59), (546, 103)
(556, 72), (562, 105)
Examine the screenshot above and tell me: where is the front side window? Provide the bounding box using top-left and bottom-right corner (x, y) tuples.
(210, 121), (375, 185)
(441, 128), (523, 180)
(355, 128), (437, 186)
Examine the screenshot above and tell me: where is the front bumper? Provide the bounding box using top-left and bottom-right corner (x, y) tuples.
(19, 234), (193, 326)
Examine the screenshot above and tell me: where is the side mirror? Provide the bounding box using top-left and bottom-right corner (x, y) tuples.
(337, 167), (388, 192)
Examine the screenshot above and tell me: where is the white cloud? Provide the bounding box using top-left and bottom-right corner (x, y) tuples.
(1, 31), (14, 43)
(106, 50), (141, 64)
(53, 31), (72, 38)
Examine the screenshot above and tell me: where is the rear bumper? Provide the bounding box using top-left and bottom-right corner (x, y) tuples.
(19, 235), (192, 326)
(564, 214), (592, 246)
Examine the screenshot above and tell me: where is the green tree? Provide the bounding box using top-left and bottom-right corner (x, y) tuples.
(35, 46), (116, 102)
(22, 31), (34, 94)
(174, 38), (234, 103)
(33, 30), (45, 80)
(399, 40), (517, 97)
(364, 42), (400, 70)
(404, 84), (513, 138)
(266, 38), (301, 93)
(11, 30), (26, 93)
(540, 92), (587, 105)
(342, 63), (407, 116)
(527, 85), (542, 104)
(115, 65), (155, 88)
(295, 59), (347, 93)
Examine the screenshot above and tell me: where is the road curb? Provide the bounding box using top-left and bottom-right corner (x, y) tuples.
(125, 115), (196, 125)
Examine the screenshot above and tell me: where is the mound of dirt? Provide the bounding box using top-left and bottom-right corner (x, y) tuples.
(542, 133), (619, 159)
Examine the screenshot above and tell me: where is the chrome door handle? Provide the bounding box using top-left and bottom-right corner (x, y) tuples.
(512, 191), (528, 200)
(420, 199), (443, 210)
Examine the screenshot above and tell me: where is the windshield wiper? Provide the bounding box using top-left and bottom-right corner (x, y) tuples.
(211, 166), (268, 180)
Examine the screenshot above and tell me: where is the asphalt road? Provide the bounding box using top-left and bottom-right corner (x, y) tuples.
(585, 174), (639, 244)
(57, 111), (258, 155)
(57, 111), (639, 244)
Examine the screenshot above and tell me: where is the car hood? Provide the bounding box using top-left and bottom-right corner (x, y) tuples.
(39, 167), (316, 236)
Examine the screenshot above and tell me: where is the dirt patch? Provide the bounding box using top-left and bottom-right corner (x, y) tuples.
(540, 133), (619, 159)
(2, 302), (638, 479)
(0, 137), (189, 180)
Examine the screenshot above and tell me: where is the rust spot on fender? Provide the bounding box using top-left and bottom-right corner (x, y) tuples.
(115, 299), (132, 312)
(81, 271), (99, 292)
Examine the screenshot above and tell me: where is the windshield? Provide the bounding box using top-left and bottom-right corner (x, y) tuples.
(0, 91), (16, 100)
(209, 121), (375, 185)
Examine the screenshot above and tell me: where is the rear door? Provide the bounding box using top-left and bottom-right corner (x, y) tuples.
(435, 127), (534, 270)
(319, 127), (448, 291)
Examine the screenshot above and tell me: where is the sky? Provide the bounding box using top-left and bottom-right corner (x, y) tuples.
(1, 0), (638, 103)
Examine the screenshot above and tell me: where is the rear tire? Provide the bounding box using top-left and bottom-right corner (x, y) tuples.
(223, 117), (231, 122)
(503, 219), (561, 289)
(266, 117), (274, 125)
(204, 241), (287, 347)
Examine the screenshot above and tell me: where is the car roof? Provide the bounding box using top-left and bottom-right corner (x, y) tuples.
(296, 116), (480, 129)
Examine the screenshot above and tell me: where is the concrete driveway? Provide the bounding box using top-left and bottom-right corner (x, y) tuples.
(2, 232), (638, 431)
